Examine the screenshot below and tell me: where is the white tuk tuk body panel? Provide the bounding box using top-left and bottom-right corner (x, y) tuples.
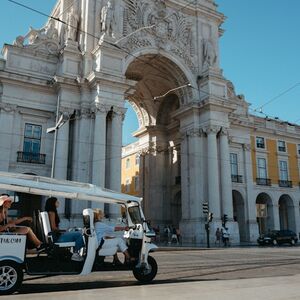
(0, 234), (26, 263)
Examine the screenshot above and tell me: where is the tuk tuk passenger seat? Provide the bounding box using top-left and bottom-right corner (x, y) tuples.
(40, 211), (76, 248)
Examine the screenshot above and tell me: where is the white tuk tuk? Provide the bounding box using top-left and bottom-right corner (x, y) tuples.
(0, 172), (158, 295)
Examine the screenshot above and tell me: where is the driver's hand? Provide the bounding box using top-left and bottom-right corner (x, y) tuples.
(26, 217), (33, 222)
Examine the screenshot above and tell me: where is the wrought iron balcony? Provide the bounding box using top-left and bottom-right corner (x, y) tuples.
(278, 180), (293, 188)
(256, 178), (272, 186)
(231, 175), (243, 183)
(17, 151), (46, 164)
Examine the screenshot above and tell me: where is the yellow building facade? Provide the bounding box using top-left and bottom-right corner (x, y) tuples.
(121, 142), (141, 197)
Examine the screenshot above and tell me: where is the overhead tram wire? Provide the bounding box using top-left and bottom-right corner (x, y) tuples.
(7, 0), (199, 89)
(253, 81), (300, 113)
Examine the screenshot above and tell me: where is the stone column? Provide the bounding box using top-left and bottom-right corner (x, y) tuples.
(219, 128), (233, 219)
(243, 143), (259, 242)
(0, 104), (15, 171)
(91, 104), (108, 210)
(92, 104), (107, 188)
(206, 126), (221, 219)
(180, 133), (190, 221)
(54, 109), (71, 216)
(187, 128), (204, 220)
(108, 107), (126, 218)
(180, 129), (206, 244)
(72, 108), (92, 220)
(272, 204), (280, 230)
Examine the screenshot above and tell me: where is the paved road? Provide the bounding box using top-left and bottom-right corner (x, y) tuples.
(4, 247), (300, 299)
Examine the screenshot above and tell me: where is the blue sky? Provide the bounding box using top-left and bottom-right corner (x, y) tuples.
(1, 0), (299, 145)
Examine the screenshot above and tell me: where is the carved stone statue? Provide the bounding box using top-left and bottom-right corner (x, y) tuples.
(66, 7), (79, 41)
(202, 38), (217, 68)
(12, 21), (61, 54)
(100, 0), (116, 37)
(45, 20), (58, 40)
(13, 35), (25, 47)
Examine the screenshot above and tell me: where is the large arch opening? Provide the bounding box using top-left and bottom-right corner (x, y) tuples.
(232, 190), (247, 242)
(123, 53), (191, 227)
(279, 194), (296, 231)
(256, 193), (274, 235)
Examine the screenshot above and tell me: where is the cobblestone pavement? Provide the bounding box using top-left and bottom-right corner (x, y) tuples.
(5, 246), (300, 298)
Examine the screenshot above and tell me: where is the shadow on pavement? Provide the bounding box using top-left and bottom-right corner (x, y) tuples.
(17, 259), (299, 295)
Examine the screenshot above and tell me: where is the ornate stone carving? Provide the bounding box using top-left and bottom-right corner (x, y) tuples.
(202, 38), (217, 69)
(186, 128), (204, 137)
(0, 103), (18, 113)
(13, 20), (61, 55)
(100, 0), (116, 38)
(219, 127), (229, 137)
(112, 106), (127, 121)
(123, 0), (196, 72)
(59, 107), (74, 117)
(66, 7), (79, 41)
(204, 125), (220, 135)
(92, 103), (110, 114)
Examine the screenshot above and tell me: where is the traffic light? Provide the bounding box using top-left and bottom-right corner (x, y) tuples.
(208, 212), (213, 222)
(202, 202), (208, 214)
(223, 214), (228, 226)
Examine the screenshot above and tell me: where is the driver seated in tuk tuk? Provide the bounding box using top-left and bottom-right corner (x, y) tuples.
(0, 195), (45, 251)
(94, 209), (133, 265)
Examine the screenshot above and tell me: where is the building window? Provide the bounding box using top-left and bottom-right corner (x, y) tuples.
(279, 160), (288, 181)
(297, 144), (300, 155)
(256, 137), (265, 149)
(126, 158), (130, 169)
(230, 153), (238, 176)
(278, 140), (286, 152)
(23, 123), (42, 154)
(125, 179), (130, 192)
(135, 154), (140, 166)
(257, 158), (267, 179)
(134, 176), (139, 191)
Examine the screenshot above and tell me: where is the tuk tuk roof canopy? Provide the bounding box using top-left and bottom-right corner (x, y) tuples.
(0, 172), (142, 205)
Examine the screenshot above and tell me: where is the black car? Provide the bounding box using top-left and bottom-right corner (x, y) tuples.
(257, 230), (298, 246)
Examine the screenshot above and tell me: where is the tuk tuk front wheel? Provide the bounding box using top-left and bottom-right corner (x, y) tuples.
(0, 260), (23, 295)
(133, 256), (157, 283)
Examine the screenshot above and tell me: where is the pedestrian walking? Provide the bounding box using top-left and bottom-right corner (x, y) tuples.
(215, 228), (221, 246)
(222, 227), (230, 247)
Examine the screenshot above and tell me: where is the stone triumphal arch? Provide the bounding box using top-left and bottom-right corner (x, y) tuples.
(0, 0), (249, 244)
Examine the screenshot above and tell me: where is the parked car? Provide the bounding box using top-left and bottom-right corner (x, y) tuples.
(257, 230), (298, 246)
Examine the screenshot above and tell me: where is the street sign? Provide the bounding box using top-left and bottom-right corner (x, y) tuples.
(202, 202), (208, 214)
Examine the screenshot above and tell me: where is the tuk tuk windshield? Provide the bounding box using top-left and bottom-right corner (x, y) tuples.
(128, 206), (142, 224)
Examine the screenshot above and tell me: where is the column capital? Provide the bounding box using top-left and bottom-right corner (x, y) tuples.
(59, 107), (74, 117)
(203, 125), (220, 135)
(186, 128), (205, 137)
(91, 103), (110, 114)
(219, 127), (229, 137)
(112, 106), (127, 121)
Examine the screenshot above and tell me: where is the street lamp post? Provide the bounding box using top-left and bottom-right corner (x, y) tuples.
(47, 95), (69, 178)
